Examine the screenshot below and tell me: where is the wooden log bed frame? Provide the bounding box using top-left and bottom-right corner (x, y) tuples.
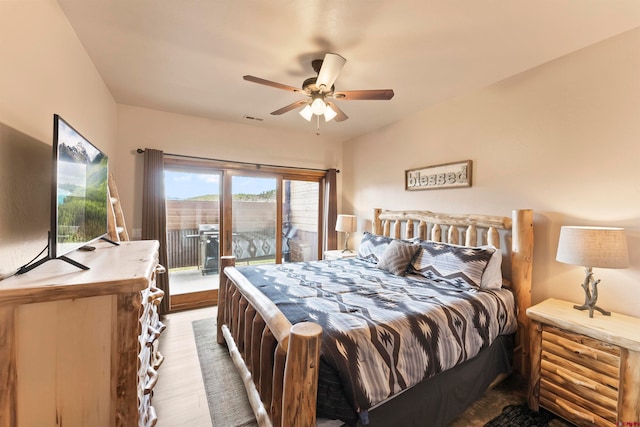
(216, 208), (534, 426)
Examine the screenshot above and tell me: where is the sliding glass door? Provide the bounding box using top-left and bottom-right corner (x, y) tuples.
(163, 157), (326, 311)
(164, 166), (221, 310)
(283, 179), (320, 262)
(228, 174), (278, 265)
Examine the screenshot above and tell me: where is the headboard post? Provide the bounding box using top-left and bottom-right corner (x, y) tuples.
(373, 208), (383, 235)
(511, 209), (534, 377)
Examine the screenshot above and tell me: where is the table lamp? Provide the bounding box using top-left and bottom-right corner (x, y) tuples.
(556, 226), (629, 318)
(335, 214), (357, 253)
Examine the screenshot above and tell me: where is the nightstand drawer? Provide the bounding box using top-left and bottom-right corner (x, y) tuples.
(541, 326), (620, 378)
(540, 364), (618, 424)
(539, 389), (615, 427)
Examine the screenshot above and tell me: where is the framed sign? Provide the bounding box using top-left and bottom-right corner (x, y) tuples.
(405, 160), (472, 191)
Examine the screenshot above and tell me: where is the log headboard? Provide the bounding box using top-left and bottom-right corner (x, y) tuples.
(372, 208), (534, 376)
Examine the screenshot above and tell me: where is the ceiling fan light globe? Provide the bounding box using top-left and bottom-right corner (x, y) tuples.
(311, 97), (326, 115)
(324, 105), (337, 122)
(299, 105), (313, 121)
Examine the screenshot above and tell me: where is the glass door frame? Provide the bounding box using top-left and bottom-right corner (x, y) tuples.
(163, 155), (327, 311)
(220, 169), (325, 265)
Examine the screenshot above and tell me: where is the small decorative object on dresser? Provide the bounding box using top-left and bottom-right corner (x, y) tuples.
(527, 298), (640, 427)
(556, 226), (629, 317)
(0, 240), (165, 427)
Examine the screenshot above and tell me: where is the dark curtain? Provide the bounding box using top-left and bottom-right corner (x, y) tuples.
(326, 168), (338, 250)
(142, 148), (170, 315)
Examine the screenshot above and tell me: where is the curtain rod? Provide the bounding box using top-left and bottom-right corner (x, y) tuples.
(135, 148), (339, 173)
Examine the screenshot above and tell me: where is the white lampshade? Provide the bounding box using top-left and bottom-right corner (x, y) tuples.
(335, 214), (357, 233)
(556, 226), (629, 269)
(324, 104), (337, 122)
(311, 97), (326, 115)
(299, 104), (313, 121)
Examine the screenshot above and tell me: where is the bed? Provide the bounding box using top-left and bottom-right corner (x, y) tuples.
(216, 208), (534, 426)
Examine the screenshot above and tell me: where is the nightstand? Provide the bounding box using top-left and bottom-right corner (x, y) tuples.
(527, 298), (640, 427)
(324, 250), (357, 260)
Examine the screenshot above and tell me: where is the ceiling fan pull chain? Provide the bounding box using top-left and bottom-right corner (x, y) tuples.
(316, 115), (320, 136)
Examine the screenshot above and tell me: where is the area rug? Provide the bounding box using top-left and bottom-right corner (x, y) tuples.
(483, 404), (557, 427)
(192, 317), (258, 427)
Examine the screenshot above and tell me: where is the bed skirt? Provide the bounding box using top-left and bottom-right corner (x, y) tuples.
(354, 333), (514, 427)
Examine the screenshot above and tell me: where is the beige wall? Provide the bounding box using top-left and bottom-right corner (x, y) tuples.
(344, 28), (640, 317)
(1, 1), (637, 319)
(0, 0), (117, 276)
(114, 104), (343, 237)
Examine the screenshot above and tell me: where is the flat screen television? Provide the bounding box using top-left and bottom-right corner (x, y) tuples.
(50, 114), (110, 262)
(17, 115), (112, 274)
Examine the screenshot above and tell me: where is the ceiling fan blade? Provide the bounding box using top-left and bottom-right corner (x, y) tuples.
(243, 75), (303, 93)
(316, 53), (346, 91)
(333, 89), (395, 100)
(326, 101), (349, 122)
(271, 99), (309, 115)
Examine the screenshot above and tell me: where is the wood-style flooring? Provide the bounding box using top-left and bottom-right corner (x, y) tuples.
(153, 307), (559, 427)
(154, 307), (216, 427)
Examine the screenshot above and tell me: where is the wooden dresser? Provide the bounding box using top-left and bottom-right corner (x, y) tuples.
(0, 240), (165, 427)
(527, 298), (640, 427)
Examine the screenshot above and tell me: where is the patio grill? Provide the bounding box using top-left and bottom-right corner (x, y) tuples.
(198, 224), (219, 275)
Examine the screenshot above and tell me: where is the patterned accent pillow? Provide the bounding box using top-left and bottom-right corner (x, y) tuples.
(480, 245), (503, 289)
(409, 241), (495, 288)
(357, 232), (395, 264)
(376, 240), (420, 276)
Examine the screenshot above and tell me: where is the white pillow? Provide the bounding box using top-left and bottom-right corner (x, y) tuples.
(480, 245), (503, 289)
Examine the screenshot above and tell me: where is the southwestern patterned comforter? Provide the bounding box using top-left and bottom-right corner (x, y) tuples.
(236, 257), (518, 423)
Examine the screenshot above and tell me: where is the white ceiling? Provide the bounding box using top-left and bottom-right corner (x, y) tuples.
(57, 0), (640, 142)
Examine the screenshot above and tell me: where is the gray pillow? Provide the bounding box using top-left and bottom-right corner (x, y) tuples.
(376, 240), (420, 276)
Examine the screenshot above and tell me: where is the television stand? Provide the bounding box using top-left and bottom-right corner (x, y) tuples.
(17, 254), (90, 274)
(101, 236), (120, 246)
(58, 255), (91, 271)
(17, 238), (119, 275)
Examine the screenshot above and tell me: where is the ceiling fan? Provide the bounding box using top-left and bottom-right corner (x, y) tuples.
(243, 53), (394, 124)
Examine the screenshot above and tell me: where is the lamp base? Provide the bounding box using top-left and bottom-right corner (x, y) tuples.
(573, 303), (611, 318)
(341, 232), (352, 253)
(574, 266), (611, 318)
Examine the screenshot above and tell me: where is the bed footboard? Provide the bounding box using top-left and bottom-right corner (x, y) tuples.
(217, 256), (322, 427)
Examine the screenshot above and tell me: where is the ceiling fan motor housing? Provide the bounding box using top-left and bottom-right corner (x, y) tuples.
(302, 77), (334, 95)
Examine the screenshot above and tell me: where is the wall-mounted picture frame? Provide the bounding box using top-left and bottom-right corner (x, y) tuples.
(405, 160), (472, 191)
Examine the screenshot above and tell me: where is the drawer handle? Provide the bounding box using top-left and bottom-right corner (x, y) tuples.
(147, 326), (161, 346)
(148, 287), (165, 304)
(156, 320), (166, 335)
(153, 351), (165, 370)
(555, 368), (597, 391)
(144, 366), (159, 395)
(155, 264), (166, 275)
(556, 399), (595, 424)
(147, 405), (158, 427)
(558, 340), (598, 359)
(147, 406), (158, 427)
